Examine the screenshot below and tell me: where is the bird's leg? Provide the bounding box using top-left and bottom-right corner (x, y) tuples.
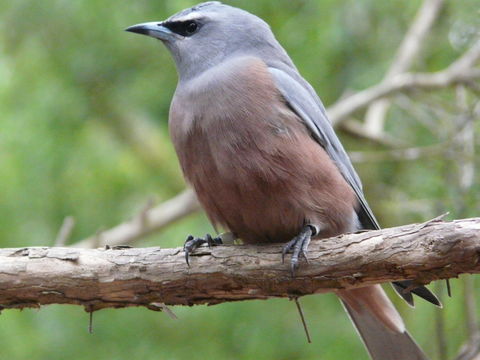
(184, 233), (222, 266)
(282, 224), (319, 277)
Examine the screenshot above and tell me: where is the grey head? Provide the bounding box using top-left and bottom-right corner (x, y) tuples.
(126, 2), (295, 81)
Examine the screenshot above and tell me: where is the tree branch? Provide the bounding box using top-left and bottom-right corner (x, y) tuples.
(328, 40), (480, 126)
(2, 217), (479, 312)
(364, 0), (445, 135)
(382, 0), (445, 78)
(72, 188), (200, 248)
(349, 112), (474, 163)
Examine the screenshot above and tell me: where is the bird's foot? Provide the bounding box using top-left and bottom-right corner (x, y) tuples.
(282, 225), (318, 277)
(184, 233), (222, 266)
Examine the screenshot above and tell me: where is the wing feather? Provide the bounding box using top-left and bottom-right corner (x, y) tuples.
(268, 67), (380, 230)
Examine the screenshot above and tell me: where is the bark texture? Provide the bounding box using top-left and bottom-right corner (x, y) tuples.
(1, 217), (479, 312)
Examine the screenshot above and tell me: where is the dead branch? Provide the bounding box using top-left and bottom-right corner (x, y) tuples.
(72, 188), (200, 248)
(455, 331), (480, 360)
(349, 143), (445, 163)
(364, 0), (445, 135)
(328, 40), (480, 126)
(340, 119), (407, 147)
(349, 112), (475, 163)
(1, 217), (479, 312)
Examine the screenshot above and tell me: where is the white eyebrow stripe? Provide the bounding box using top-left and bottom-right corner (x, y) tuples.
(170, 13), (204, 23)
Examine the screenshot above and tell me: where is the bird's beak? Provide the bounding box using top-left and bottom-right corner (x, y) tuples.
(125, 22), (175, 41)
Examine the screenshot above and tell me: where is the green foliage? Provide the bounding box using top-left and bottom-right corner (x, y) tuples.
(0, 1), (478, 359)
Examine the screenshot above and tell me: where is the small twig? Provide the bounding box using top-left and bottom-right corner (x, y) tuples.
(417, 212), (449, 228)
(54, 216), (75, 246)
(149, 302), (178, 320)
(88, 305), (94, 334)
(446, 279), (452, 297)
(293, 297), (311, 344)
(391, 213), (449, 240)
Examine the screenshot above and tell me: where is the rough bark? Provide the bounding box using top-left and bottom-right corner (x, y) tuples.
(1, 217), (479, 312)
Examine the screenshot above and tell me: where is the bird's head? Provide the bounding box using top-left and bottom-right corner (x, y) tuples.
(126, 2), (287, 81)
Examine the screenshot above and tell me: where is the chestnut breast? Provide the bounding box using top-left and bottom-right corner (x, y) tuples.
(169, 56), (357, 243)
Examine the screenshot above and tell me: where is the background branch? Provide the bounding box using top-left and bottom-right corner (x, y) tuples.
(364, 0), (445, 135)
(329, 40), (480, 126)
(340, 119), (407, 147)
(72, 189), (200, 248)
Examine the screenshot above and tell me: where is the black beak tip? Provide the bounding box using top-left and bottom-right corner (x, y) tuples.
(125, 25), (149, 35)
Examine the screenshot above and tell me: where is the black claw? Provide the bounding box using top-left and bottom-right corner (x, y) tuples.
(183, 234), (223, 266)
(184, 235), (194, 267)
(206, 233), (222, 248)
(183, 235), (194, 252)
(184, 235), (206, 267)
(205, 234), (213, 248)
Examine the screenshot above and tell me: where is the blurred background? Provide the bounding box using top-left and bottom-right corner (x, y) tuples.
(0, 0), (479, 359)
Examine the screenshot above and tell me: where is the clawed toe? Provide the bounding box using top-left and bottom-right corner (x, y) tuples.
(184, 235), (204, 266)
(282, 238), (297, 264)
(183, 233), (222, 266)
(205, 233), (222, 248)
(282, 225), (317, 277)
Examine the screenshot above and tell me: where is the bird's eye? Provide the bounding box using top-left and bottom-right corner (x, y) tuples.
(185, 21), (198, 35)
(162, 19), (201, 37)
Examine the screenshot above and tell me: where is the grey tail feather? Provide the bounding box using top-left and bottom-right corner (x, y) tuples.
(341, 300), (430, 360)
(392, 281), (442, 307)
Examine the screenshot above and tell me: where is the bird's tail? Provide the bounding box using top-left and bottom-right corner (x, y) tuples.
(337, 285), (429, 360)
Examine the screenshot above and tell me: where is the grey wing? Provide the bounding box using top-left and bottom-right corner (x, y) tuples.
(268, 66), (441, 307)
(268, 66), (380, 231)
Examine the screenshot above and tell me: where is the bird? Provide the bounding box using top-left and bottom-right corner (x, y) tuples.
(126, 2), (440, 359)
